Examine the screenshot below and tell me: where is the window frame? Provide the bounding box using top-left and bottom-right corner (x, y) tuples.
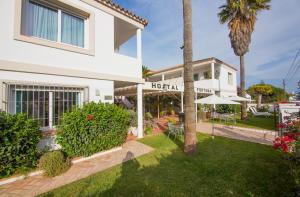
(14, 0), (95, 56)
(228, 72), (233, 85)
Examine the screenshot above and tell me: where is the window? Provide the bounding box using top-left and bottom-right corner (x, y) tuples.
(193, 74), (199, 81)
(21, 0), (85, 48)
(228, 72), (233, 85)
(203, 71), (211, 79)
(6, 83), (84, 128)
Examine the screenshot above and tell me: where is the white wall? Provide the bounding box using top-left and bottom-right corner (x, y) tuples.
(218, 64), (237, 97)
(0, 71), (114, 103)
(0, 0), (141, 79)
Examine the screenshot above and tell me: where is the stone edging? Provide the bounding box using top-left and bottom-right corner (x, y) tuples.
(0, 146), (122, 186)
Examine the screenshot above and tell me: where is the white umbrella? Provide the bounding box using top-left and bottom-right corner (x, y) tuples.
(224, 95), (250, 102)
(194, 95), (240, 139)
(195, 95), (240, 105)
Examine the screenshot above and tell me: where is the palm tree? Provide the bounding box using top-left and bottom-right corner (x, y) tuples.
(182, 0), (197, 154)
(142, 65), (152, 81)
(218, 0), (271, 120)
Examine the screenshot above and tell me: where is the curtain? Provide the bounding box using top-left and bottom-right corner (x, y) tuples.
(61, 13), (84, 47)
(22, 0), (58, 41)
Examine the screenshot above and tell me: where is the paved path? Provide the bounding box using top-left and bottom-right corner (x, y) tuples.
(197, 122), (277, 145)
(0, 141), (153, 197)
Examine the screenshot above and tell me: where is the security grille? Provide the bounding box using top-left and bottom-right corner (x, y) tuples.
(2, 82), (86, 128)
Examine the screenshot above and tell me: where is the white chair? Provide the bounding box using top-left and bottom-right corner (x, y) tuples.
(249, 106), (272, 117)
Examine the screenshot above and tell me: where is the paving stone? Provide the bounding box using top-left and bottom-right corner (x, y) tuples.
(0, 141), (153, 197)
(197, 122), (276, 145)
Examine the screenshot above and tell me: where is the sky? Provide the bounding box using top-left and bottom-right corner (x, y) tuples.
(114, 0), (300, 93)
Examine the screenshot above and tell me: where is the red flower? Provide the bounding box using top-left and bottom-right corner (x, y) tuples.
(281, 143), (288, 153)
(296, 132), (300, 137)
(282, 136), (295, 143)
(86, 114), (94, 121)
(273, 143), (281, 150)
(285, 133), (296, 139)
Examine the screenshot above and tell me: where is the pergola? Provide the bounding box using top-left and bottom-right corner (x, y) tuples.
(115, 81), (214, 136)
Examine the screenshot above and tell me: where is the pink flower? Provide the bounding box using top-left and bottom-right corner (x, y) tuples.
(278, 123), (287, 129)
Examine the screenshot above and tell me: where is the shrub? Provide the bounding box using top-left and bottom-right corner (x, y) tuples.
(145, 127), (153, 135)
(128, 110), (137, 127)
(145, 112), (153, 120)
(57, 102), (131, 157)
(0, 112), (41, 177)
(38, 151), (70, 177)
(216, 104), (234, 114)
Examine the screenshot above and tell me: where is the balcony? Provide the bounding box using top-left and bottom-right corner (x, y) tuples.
(194, 79), (220, 91)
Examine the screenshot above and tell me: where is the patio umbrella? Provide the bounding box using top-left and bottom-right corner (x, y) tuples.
(195, 95), (240, 105)
(195, 95), (240, 138)
(224, 95), (250, 102)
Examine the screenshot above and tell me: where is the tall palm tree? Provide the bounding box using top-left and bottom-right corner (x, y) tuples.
(218, 0), (271, 120)
(142, 65), (152, 81)
(182, 0), (197, 154)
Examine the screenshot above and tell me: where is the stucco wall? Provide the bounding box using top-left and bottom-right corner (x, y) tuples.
(0, 0), (141, 79)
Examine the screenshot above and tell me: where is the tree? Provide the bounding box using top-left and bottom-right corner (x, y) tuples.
(247, 83), (289, 103)
(142, 65), (152, 80)
(182, 0), (197, 154)
(218, 0), (271, 119)
(248, 84), (273, 108)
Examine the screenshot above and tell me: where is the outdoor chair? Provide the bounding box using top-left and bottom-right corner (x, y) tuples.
(220, 113), (236, 124)
(249, 106), (272, 117)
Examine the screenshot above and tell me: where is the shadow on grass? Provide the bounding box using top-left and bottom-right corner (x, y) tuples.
(42, 135), (297, 197)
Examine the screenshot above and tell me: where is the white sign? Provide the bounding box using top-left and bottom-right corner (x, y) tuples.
(143, 82), (183, 92)
(143, 82), (213, 94)
(195, 88), (213, 94)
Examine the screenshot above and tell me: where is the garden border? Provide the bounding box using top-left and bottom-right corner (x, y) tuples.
(0, 146), (122, 186)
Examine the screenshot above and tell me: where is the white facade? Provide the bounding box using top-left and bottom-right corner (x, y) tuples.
(148, 58), (238, 98)
(0, 0), (146, 132)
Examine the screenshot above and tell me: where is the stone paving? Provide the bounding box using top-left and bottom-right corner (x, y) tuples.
(197, 122), (277, 145)
(0, 141), (153, 197)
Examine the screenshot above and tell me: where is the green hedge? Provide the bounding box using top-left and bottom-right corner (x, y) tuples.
(57, 103), (131, 157)
(0, 112), (41, 177)
(216, 104), (235, 114)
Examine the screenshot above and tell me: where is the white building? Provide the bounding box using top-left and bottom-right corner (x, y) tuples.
(0, 0), (147, 137)
(148, 57), (238, 98)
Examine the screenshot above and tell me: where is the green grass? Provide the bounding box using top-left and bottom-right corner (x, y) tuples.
(211, 114), (277, 131)
(41, 134), (295, 197)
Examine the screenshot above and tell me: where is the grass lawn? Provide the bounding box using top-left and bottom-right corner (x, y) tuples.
(41, 134), (295, 197)
(211, 114), (277, 131)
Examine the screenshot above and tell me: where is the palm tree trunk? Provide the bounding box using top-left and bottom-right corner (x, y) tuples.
(257, 94), (262, 109)
(182, 0), (197, 155)
(240, 55), (247, 120)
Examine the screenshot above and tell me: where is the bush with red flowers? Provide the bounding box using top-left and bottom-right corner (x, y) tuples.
(273, 135), (296, 153)
(57, 102), (131, 157)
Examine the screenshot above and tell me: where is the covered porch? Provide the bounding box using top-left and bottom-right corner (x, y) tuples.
(114, 81), (214, 138)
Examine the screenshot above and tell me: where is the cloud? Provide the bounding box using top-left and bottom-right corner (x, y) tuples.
(114, 0), (300, 92)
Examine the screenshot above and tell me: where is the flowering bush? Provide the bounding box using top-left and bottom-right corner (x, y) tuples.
(57, 102), (131, 157)
(273, 135), (296, 153)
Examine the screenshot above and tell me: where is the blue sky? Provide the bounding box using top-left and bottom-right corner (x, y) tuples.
(114, 0), (300, 93)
